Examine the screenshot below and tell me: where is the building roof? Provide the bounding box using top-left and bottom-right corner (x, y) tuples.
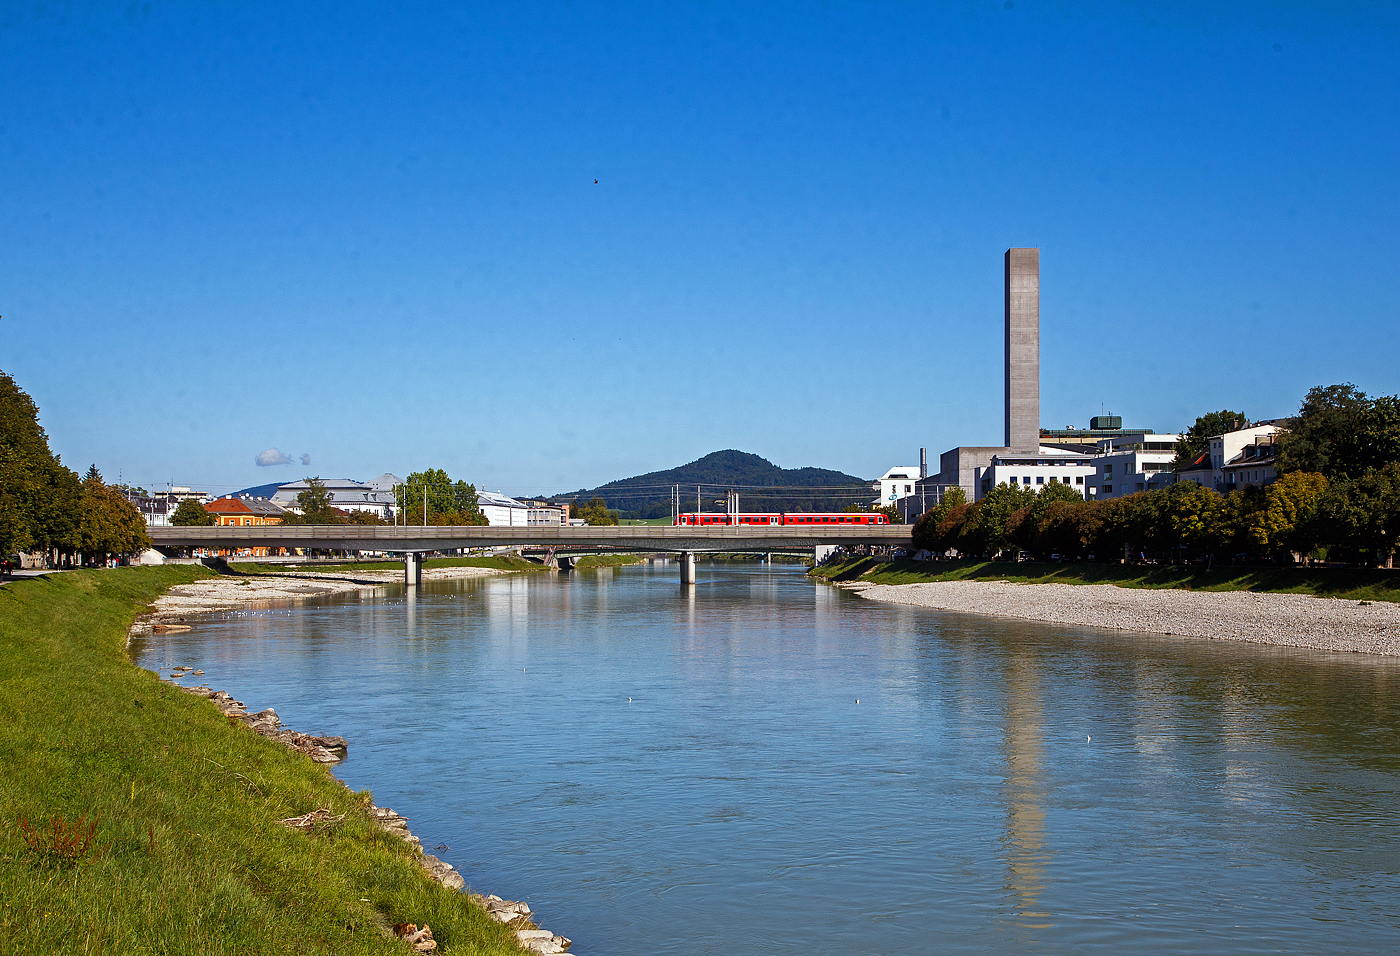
(477, 491), (526, 509)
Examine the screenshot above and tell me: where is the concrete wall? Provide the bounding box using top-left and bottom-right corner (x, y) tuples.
(1004, 247), (1040, 453)
(939, 446), (1007, 501)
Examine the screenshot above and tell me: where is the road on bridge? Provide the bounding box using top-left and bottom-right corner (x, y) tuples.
(148, 524), (913, 554)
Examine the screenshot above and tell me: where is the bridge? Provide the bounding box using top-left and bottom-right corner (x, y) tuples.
(147, 524), (913, 585)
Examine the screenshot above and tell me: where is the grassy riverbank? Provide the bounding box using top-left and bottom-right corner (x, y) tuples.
(0, 567), (523, 955)
(571, 553), (647, 569)
(811, 557), (1400, 603)
(228, 554), (546, 575)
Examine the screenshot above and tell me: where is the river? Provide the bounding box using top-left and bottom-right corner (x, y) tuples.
(134, 562), (1400, 955)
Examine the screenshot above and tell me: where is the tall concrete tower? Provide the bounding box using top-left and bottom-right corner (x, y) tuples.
(1004, 248), (1040, 453)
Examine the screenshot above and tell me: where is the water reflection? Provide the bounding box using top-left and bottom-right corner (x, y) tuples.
(134, 565), (1400, 956)
(1000, 648), (1050, 931)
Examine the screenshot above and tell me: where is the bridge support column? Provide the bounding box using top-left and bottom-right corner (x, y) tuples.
(404, 552), (423, 587)
(680, 551), (696, 585)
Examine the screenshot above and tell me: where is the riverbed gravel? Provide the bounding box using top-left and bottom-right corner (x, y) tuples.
(850, 580), (1400, 657)
(139, 566), (510, 623)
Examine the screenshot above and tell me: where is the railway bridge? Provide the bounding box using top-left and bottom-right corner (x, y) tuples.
(147, 524), (913, 585)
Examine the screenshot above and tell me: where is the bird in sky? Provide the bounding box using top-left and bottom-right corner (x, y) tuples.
(594, 179), (598, 184)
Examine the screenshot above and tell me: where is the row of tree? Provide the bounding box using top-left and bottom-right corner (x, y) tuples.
(1, 372), (151, 563)
(914, 384), (1400, 567)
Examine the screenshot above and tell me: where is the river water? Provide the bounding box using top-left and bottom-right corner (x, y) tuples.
(134, 563), (1400, 955)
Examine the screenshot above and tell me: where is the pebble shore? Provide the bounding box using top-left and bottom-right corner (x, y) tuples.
(132, 565), (510, 625)
(850, 580), (1400, 657)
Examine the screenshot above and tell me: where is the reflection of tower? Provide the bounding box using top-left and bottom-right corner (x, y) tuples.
(1000, 649), (1050, 929)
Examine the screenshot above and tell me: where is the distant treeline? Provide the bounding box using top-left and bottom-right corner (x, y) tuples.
(915, 385), (1400, 567)
(1, 372), (150, 562)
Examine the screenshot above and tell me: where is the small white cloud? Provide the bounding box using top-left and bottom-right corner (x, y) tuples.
(300, 453), (312, 466)
(255, 448), (294, 467)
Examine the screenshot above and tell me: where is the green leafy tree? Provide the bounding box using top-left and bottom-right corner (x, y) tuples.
(77, 470), (151, 559)
(959, 483), (1036, 558)
(1315, 463), (1400, 567)
(452, 480), (488, 525)
(0, 370), (82, 558)
(1173, 410), (1247, 469)
(296, 478), (340, 524)
(911, 487), (967, 554)
(171, 498), (215, 526)
(1237, 471), (1328, 557)
(1009, 481), (1085, 557)
(398, 469), (456, 524)
(1278, 384), (1400, 480)
(577, 496), (619, 526)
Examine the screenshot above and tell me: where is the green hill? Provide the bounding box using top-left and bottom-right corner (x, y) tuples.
(552, 450), (873, 519)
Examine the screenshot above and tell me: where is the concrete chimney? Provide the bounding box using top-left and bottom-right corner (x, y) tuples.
(1004, 248), (1040, 453)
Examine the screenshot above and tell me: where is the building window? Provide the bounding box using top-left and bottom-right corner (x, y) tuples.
(1075, 476), (1084, 484)
(1103, 464), (1113, 477)
(1104, 484), (1113, 494)
(1009, 476), (1017, 484)
(1036, 476), (1045, 485)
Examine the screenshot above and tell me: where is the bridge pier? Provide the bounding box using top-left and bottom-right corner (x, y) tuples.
(404, 552), (423, 587)
(680, 551), (696, 585)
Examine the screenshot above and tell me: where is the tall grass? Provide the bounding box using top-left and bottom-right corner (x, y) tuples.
(0, 568), (523, 955)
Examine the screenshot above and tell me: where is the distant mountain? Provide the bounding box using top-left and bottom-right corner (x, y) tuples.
(228, 481), (285, 499)
(553, 450), (873, 519)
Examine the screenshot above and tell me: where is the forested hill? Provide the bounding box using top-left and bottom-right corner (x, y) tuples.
(552, 450), (873, 519)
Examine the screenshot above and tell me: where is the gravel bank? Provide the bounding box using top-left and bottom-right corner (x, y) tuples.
(137, 565), (511, 625)
(850, 580), (1400, 657)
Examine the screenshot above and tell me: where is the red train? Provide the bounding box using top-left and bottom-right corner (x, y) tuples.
(676, 512), (889, 526)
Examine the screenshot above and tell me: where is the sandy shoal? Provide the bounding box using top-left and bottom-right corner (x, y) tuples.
(144, 566), (510, 622)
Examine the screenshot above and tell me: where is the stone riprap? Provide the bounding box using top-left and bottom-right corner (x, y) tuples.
(154, 670), (573, 952)
(851, 580), (1400, 657)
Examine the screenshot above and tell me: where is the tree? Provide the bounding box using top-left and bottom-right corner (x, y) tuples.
(911, 487), (967, 553)
(171, 498), (215, 526)
(77, 470), (151, 560)
(296, 478), (340, 524)
(1315, 463), (1400, 567)
(452, 481), (488, 525)
(577, 497), (619, 526)
(1278, 384), (1400, 480)
(0, 370), (82, 558)
(875, 503), (903, 525)
(1238, 472), (1328, 557)
(958, 483), (1035, 558)
(1173, 410), (1247, 469)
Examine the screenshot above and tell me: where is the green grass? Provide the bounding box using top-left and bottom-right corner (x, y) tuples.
(810, 557), (1400, 602)
(227, 555), (546, 575)
(0, 567), (526, 955)
(570, 554), (647, 569)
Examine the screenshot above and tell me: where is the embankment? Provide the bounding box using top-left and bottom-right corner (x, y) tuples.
(0, 566), (532, 955)
(815, 558), (1400, 657)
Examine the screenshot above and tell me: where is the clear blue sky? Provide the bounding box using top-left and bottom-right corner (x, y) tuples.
(3, 2), (1397, 497)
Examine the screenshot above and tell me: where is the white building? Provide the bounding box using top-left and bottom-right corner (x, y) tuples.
(873, 466), (921, 508)
(977, 449), (1095, 498)
(527, 505), (565, 527)
(477, 491), (530, 526)
(1176, 422), (1284, 493)
(1085, 434), (1181, 500)
(272, 478), (398, 520)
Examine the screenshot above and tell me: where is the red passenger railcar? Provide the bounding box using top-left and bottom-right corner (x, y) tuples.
(675, 512), (888, 526)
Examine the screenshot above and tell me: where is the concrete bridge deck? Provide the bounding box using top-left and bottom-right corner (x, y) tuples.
(148, 524), (912, 585)
(148, 524), (912, 553)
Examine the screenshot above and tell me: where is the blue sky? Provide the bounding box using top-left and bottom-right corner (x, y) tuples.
(2, 2), (1397, 497)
